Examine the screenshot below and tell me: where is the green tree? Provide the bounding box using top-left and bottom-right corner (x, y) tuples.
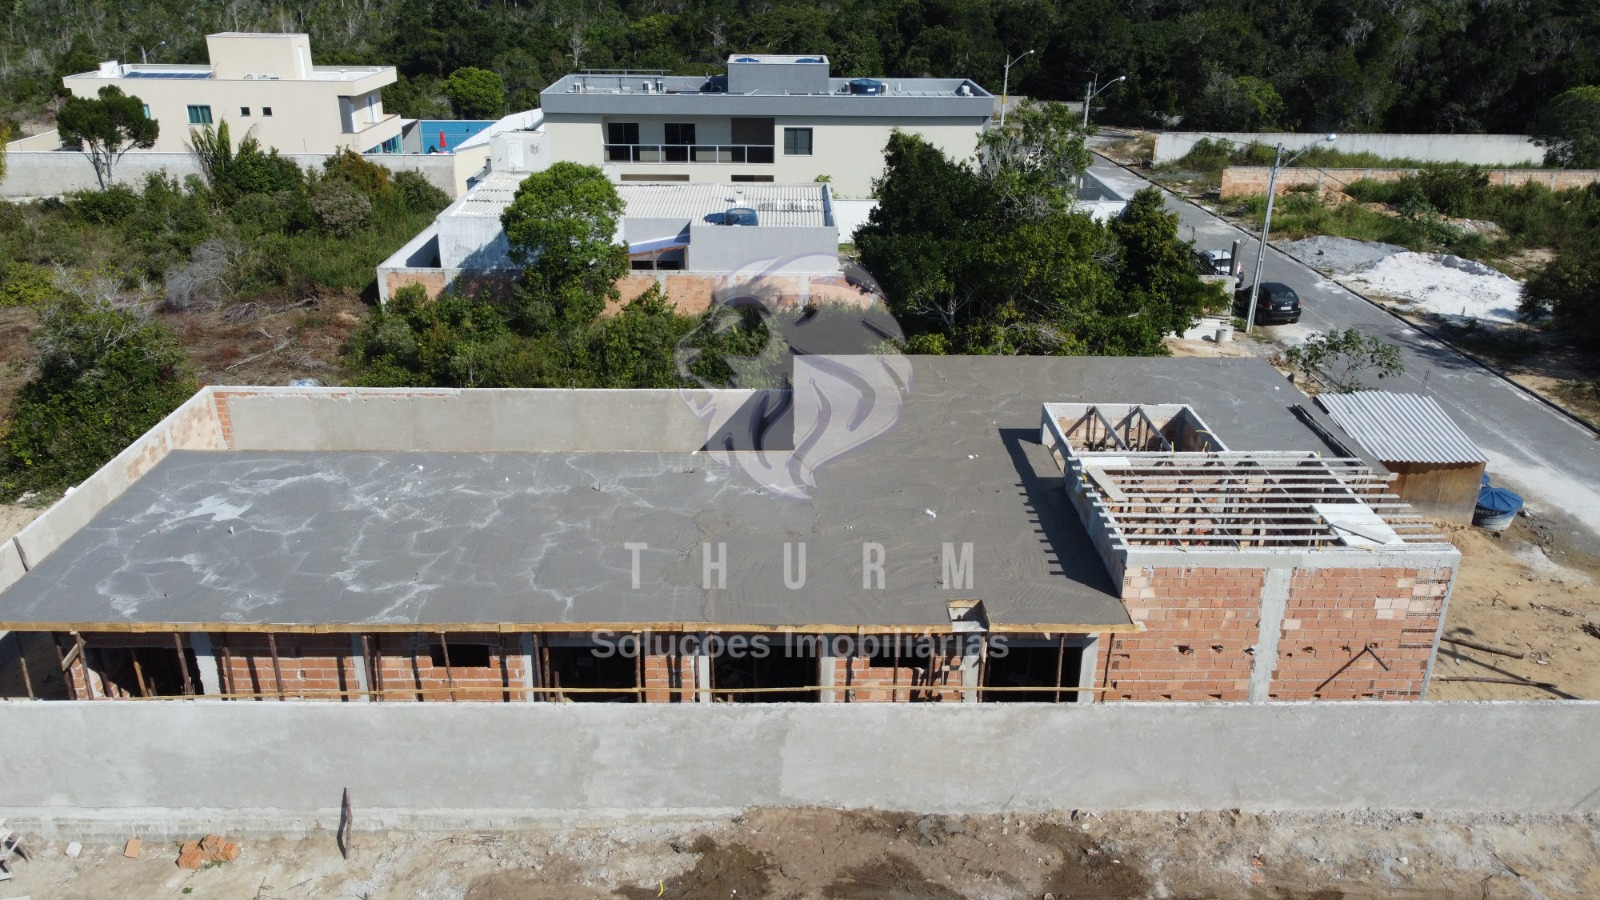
(442, 66), (506, 119)
(1284, 328), (1405, 392)
(1534, 86), (1600, 169)
(1521, 248), (1600, 349)
(500, 162), (627, 327)
(1107, 188), (1213, 345)
(56, 85), (159, 188)
(187, 120), (304, 200)
(1189, 73), (1286, 131)
(977, 100), (1092, 217)
(1, 297), (196, 498)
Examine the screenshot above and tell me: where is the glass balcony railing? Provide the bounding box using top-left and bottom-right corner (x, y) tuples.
(604, 144), (776, 164)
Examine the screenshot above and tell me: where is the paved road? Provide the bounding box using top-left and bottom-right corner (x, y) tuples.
(1088, 154), (1600, 554)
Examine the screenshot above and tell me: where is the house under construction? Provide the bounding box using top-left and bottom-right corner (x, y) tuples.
(0, 356), (1459, 705)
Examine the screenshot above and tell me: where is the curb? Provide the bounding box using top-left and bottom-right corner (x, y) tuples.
(1090, 151), (1600, 438)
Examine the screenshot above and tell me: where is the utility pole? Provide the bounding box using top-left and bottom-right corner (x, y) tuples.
(1244, 134), (1336, 333)
(1083, 74), (1126, 129)
(999, 49), (1034, 127)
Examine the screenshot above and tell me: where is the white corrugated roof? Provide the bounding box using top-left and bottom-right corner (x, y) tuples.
(1317, 391), (1488, 465)
(446, 175), (830, 227)
(618, 182), (829, 227)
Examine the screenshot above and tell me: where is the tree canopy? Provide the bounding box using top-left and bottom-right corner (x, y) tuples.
(442, 66), (506, 119)
(1535, 86), (1600, 169)
(56, 85), (158, 188)
(500, 162), (628, 327)
(857, 118), (1212, 356)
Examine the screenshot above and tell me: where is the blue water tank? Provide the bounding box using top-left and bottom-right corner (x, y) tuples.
(848, 78), (885, 95)
(797, 57), (824, 64)
(735, 56), (760, 63)
(723, 207), (758, 226)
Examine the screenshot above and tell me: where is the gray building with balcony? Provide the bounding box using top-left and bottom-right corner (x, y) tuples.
(538, 54), (993, 197)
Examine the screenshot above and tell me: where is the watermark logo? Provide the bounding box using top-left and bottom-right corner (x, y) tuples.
(673, 253), (912, 500)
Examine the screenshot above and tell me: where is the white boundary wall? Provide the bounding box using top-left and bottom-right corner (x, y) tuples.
(1153, 132), (1545, 166)
(0, 702), (1596, 839)
(0, 145), (488, 199)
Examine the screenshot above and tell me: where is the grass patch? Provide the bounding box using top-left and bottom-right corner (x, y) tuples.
(1436, 320), (1544, 364)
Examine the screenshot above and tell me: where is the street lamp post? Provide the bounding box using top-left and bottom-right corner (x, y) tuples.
(1243, 133), (1337, 333)
(1082, 74), (1126, 129)
(999, 49), (1034, 127)
(139, 41), (166, 64)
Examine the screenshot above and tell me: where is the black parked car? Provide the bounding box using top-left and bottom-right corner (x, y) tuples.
(1234, 282), (1302, 325)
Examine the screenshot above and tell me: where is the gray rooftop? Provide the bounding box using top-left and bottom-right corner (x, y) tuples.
(0, 357), (1364, 633)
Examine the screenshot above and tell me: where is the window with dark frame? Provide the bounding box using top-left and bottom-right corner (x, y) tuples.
(607, 122), (640, 145)
(240, 107), (251, 117)
(664, 123), (696, 145)
(262, 106), (273, 116)
(783, 127), (813, 156)
(187, 104), (212, 125)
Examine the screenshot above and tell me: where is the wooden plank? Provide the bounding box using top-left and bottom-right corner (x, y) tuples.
(439, 632), (457, 702)
(172, 633), (194, 696)
(267, 633), (285, 701)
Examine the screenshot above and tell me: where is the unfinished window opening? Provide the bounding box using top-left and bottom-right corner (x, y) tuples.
(711, 638), (817, 702)
(981, 643), (1084, 703)
(429, 642), (491, 668)
(91, 645), (203, 698)
(544, 642), (639, 702)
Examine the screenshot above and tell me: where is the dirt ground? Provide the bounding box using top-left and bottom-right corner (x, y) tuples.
(1429, 515), (1600, 701)
(4, 807), (1597, 900)
(0, 502), (41, 542)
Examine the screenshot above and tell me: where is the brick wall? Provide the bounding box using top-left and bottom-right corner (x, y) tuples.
(837, 650), (964, 702)
(1272, 566), (1451, 700)
(1221, 166), (1600, 198)
(1101, 563), (1452, 701)
(1106, 567), (1264, 701)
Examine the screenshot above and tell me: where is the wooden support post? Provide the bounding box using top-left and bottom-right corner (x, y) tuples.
(439, 632), (457, 701)
(52, 633), (76, 701)
(172, 633), (194, 696)
(361, 635), (377, 702)
(633, 633), (644, 703)
(76, 633), (92, 700)
(1054, 634), (1067, 704)
(892, 636), (901, 703)
(371, 634), (385, 701)
(218, 635), (234, 700)
(132, 657), (149, 698)
(18, 651), (34, 700)
(267, 633), (285, 700)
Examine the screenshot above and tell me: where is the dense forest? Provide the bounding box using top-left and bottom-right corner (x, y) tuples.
(2, 0), (1598, 134)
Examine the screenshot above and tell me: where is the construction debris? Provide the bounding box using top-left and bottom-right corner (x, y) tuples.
(64, 842), (82, 858)
(122, 838), (141, 859)
(176, 835), (240, 869)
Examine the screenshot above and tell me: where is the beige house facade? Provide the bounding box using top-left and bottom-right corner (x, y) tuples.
(62, 33), (401, 156)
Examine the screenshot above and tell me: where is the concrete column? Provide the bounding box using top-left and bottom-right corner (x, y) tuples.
(960, 635), (982, 704)
(189, 633), (223, 698)
(819, 638), (837, 703)
(693, 639), (712, 703)
(1076, 636), (1101, 705)
(1249, 568), (1293, 703)
(348, 634), (370, 702)
(518, 634), (537, 701)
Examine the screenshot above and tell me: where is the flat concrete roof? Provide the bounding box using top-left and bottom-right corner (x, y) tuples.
(448, 175), (831, 228)
(0, 357), (1365, 633)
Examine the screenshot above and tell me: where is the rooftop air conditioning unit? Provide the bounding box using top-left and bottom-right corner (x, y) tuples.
(243, 74), (256, 80)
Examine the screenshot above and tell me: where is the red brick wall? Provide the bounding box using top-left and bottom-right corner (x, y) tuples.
(216, 634), (362, 701)
(1102, 564), (1453, 702)
(1271, 567), (1452, 700)
(837, 652), (964, 702)
(1104, 567), (1264, 701)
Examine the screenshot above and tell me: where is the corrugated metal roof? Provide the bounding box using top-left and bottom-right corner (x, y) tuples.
(1316, 391), (1488, 465)
(618, 182), (829, 227)
(447, 175), (830, 227)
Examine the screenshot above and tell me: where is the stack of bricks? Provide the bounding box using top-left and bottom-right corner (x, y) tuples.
(1271, 566), (1453, 700)
(1106, 567), (1265, 701)
(177, 834), (240, 869)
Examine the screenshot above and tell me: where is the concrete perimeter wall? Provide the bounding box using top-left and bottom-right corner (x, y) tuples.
(1221, 165), (1600, 198)
(0, 702), (1596, 838)
(213, 386), (752, 453)
(0, 145), (487, 198)
(1155, 132), (1545, 166)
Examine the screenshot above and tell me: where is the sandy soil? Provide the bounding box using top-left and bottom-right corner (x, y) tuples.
(0, 502), (42, 542)
(1163, 335), (1259, 359)
(1430, 517), (1600, 701)
(6, 807), (1598, 899)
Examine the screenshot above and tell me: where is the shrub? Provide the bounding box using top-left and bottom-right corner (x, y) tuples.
(308, 177), (372, 236)
(65, 184), (139, 224)
(391, 171), (450, 214)
(0, 297), (196, 498)
(321, 148), (390, 198)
